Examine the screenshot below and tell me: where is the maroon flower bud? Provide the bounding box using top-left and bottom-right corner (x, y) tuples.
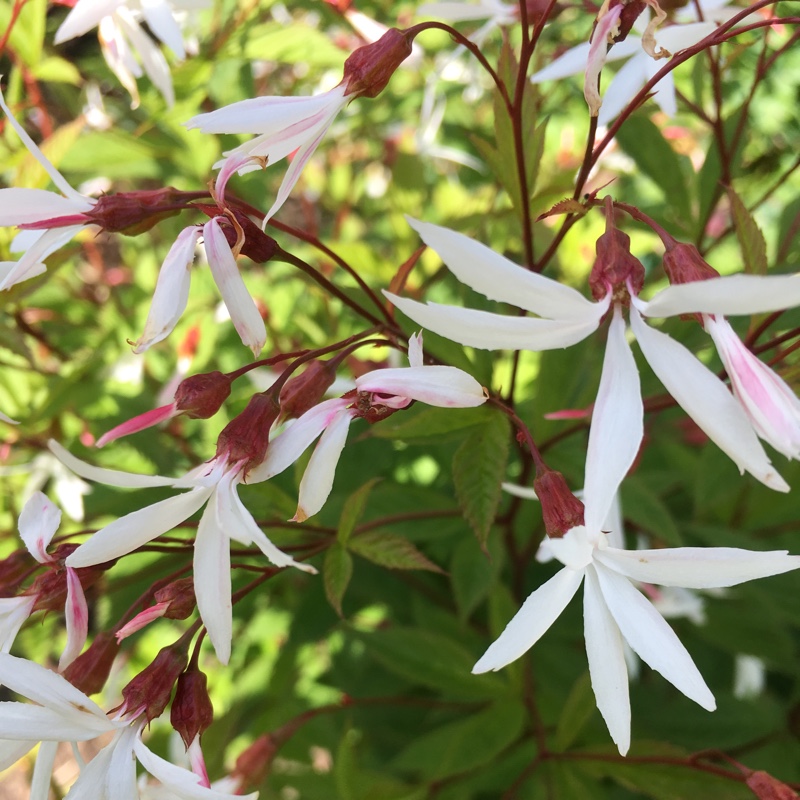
(195, 205), (280, 264)
(30, 555), (105, 614)
(0, 550), (34, 596)
(609, 0), (647, 43)
(154, 577), (196, 620)
(86, 187), (187, 235)
(174, 372), (233, 419)
(348, 389), (401, 425)
(215, 392), (281, 474)
(589, 228), (645, 304)
(63, 632), (120, 695)
(121, 640), (190, 723)
(233, 734), (278, 788)
(279, 361), (337, 420)
(662, 240), (720, 285)
(171, 666), (214, 748)
(342, 28), (413, 98)
(534, 469), (585, 538)
(746, 770), (799, 800)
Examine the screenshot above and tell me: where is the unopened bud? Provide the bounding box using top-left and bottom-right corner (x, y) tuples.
(87, 187), (186, 235)
(0, 550), (34, 595)
(534, 469), (585, 538)
(121, 640), (190, 723)
(233, 734), (278, 788)
(746, 770), (799, 800)
(31, 553), (105, 614)
(171, 666), (214, 748)
(154, 577), (196, 619)
(216, 392), (281, 473)
(196, 206), (279, 264)
(63, 632), (119, 695)
(662, 241), (720, 285)
(279, 361), (336, 420)
(343, 28), (412, 98)
(175, 372), (232, 419)
(609, 0), (647, 43)
(589, 228), (645, 303)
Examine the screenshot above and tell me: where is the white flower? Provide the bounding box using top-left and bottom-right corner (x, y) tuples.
(23, 452), (92, 522)
(472, 318), (800, 754)
(386, 218), (800, 490)
(0, 653), (258, 800)
(0, 88), (94, 292)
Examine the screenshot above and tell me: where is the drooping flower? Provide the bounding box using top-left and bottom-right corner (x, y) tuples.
(0, 653), (258, 800)
(472, 315), (800, 755)
(386, 217), (800, 490)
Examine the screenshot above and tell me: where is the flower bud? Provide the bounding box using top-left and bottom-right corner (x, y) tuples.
(533, 469), (585, 538)
(216, 392), (281, 473)
(87, 187), (186, 235)
(342, 28), (413, 98)
(746, 771), (799, 800)
(589, 228), (645, 304)
(171, 666), (214, 749)
(233, 734), (278, 788)
(609, 0), (647, 43)
(196, 205), (280, 264)
(30, 555), (105, 614)
(662, 240), (720, 285)
(120, 640), (190, 723)
(63, 632), (119, 695)
(279, 361), (336, 420)
(0, 550), (33, 595)
(154, 577), (196, 619)
(175, 372), (233, 419)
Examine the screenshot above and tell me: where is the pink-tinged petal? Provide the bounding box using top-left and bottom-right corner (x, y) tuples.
(59, 568), (89, 670)
(356, 365), (487, 408)
(385, 293), (607, 351)
(186, 88), (346, 135)
(640, 274), (800, 318)
(203, 218), (266, 356)
(187, 736), (211, 788)
(133, 227), (201, 353)
(115, 602), (169, 641)
(295, 409), (354, 522)
(407, 332), (424, 368)
(597, 54), (649, 126)
(0, 188), (92, 227)
(629, 308), (789, 491)
(0, 653), (110, 722)
(96, 403), (179, 448)
(54, 0), (122, 42)
(584, 566), (630, 756)
(18, 491), (61, 563)
(583, 306), (643, 534)
(594, 564), (716, 710)
(140, 0), (185, 58)
(66, 488), (213, 568)
(48, 440), (178, 488)
(473, 567), (584, 672)
(0, 225), (84, 292)
(0, 88), (85, 203)
(248, 398), (351, 483)
(597, 546), (800, 589)
(30, 740), (58, 800)
(134, 737), (259, 800)
(193, 496), (232, 665)
(405, 218), (596, 320)
(0, 597), (36, 653)
(705, 316), (800, 459)
(585, 5), (624, 115)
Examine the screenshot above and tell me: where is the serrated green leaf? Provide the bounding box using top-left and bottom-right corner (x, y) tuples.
(450, 533), (503, 620)
(727, 187), (768, 275)
(452, 409), (510, 547)
(324, 544), (353, 617)
(349, 530), (443, 573)
(369, 405), (491, 441)
(391, 701), (525, 780)
(554, 671), (596, 752)
(338, 478), (380, 546)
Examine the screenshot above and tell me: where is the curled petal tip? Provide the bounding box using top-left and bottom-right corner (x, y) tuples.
(291, 507), (308, 523)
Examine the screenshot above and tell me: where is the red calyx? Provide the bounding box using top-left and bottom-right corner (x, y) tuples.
(87, 188), (187, 235)
(533, 469), (585, 538)
(589, 228), (645, 304)
(233, 734), (279, 788)
(171, 666), (214, 748)
(662, 240), (720, 285)
(120, 641), (190, 723)
(63, 632), (120, 695)
(608, 0), (647, 43)
(343, 28), (413, 98)
(195, 205), (279, 264)
(174, 372), (233, 419)
(279, 360), (336, 420)
(154, 577), (196, 620)
(215, 392), (281, 474)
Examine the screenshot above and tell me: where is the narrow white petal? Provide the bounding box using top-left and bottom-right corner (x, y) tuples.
(583, 307), (643, 534)
(140, 0), (185, 58)
(106, 727), (140, 800)
(31, 741), (58, 800)
(407, 332), (424, 368)
(65, 488), (212, 568)
(0, 704), (111, 741)
(473, 567), (584, 672)
(646, 61), (677, 117)
(54, 0), (122, 42)
(203, 218), (266, 355)
(629, 308), (789, 491)
(296, 409), (353, 522)
(0, 225), (84, 292)
(115, 9), (174, 107)
(595, 564), (716, 710)
(0, 597), (35, 653)
(64, 734), (118, 800)
(194, 496), (232, 664)
(48, 440), (177, 488)
(641, 274), (800, 318)
(59, 568), (89, 670)
(531, 43), (591, 82)
(584, 566), (630, 755)
(385, 293), (606, 351)
(656, 21), (717, 51)
(356, 365), (487, 408)
(597, 546), (800, 589)
(248, 398), (350, 483)
(585, 6), (624, 115)
(0, 189), (91, 227)
(134, 738), (259, 800)
(0, 653), (110, 722)
(597, 55), (648, 126)
(405, 218), (596, 319)
(133, 227), (200, 353)
(0, 740), (36, 772)
(18, 491), (61, 563)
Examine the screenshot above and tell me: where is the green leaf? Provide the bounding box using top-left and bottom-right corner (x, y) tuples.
(391, 701), (525, 781)
(452, 409), (510, 547)
(335, 728), (361, 800)
(349, 531), (444, 573)
(369, 405), (491, 441)
(450, 533), (503, 620)
(31, 57), (82, 85)
(324, 544), (353, 617)
(620, 476), (681, 546)
(727, 187), (768, 275)
(554, 671), (596, 752)
(337, 478), (380, 546)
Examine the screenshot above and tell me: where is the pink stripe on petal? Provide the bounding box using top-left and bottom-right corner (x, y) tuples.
(585, 5), (624, 116)
(115, 603), (169, 641)
(96, 403), (179, 448)
(59, 568), (89, 670)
